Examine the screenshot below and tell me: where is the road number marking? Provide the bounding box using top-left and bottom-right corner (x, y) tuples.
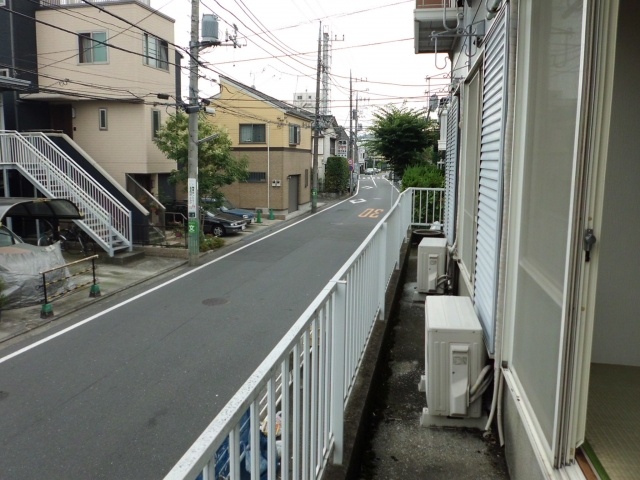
(359, 208), (384, 219)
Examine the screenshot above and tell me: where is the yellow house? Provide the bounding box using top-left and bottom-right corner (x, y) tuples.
(211, 75), (313, 218)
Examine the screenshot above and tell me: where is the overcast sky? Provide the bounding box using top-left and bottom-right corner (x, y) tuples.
(150, 0), (449, 130)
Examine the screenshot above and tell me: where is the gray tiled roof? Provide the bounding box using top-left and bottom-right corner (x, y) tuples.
(218, 74), (314, 121)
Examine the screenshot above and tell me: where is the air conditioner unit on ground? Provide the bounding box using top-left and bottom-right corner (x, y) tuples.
(417, 236), (447, 293)
(419, 296), (488, 428)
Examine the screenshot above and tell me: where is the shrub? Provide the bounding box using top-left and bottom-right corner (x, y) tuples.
(402, 163), (445, 225)
(401, 163), (444, 190)
(200, 234), (225, 251)
(324, 156), (350, 194)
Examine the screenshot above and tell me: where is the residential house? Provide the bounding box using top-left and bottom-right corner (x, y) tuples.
(416, 0), (639, 478)
(212, 75), (313, 218)
(0, 0), (182, 251)
(317, 114), (349, 186)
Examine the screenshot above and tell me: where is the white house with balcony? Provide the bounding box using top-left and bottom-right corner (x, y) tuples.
(416, 0), (640, 478)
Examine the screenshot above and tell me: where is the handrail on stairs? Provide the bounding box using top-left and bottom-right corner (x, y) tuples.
(0, 130), (133, 256)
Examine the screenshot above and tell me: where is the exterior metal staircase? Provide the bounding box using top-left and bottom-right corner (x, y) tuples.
(0, 130), (132, 257)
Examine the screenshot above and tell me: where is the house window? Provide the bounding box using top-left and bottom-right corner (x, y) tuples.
(98, 108), (108, 130)
(305, 169), (309, 187)
(246, 172), (266, 182)
(240, 124), (266, 143)
(152, 110), (161, 138)
(143, 34), (169, 70)
(79, 31), (108, 64)
(289, 125), (301, 145)
(330, 138), (336, 155)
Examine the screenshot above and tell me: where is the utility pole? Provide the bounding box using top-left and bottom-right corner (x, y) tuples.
(349, 72), (353, 174)
(186, 9), (236, 267)
(354, 93), (359, 174)
(312, 22), (321, 214)
(186, 0), (200, 267)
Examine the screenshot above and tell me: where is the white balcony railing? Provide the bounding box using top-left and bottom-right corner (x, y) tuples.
(164, 188), (441, 480)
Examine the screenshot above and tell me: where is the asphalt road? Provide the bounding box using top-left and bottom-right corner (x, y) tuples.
(0, 176), (399, 479)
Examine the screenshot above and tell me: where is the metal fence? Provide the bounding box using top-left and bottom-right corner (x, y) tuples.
(163, 188), (435, 480)
(409, 187), (445, 227)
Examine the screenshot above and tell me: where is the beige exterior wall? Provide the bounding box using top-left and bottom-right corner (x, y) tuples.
(28, 3), (177, 194)
(72, 102), (175, 186)
(212, 80), (312, 215)
(34, 3), (175, 100)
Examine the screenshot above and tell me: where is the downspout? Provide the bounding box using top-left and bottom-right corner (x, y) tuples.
(484, 0), (518, 447)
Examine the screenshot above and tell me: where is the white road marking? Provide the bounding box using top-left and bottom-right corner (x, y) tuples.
(0, 197), (354, 365)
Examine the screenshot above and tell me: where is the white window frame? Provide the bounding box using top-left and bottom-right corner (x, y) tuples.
(78, 31), (108, 64)
(152, 109), (161, 138)
(143, 34), (169, 71)
(289, 124), (301, 145)
(98, 108), (108, 131)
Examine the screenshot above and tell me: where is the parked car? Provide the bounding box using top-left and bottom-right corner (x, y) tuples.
(365, 168), (375, 175)
(201, 198), (255, 224)
(164, 202), (247, 237)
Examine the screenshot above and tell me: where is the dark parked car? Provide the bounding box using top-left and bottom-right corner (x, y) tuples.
(165, 202), (246, 237)
(201, 198), (255, 224)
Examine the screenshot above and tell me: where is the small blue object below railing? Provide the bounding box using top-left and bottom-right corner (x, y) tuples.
(195, 409), (279, 480)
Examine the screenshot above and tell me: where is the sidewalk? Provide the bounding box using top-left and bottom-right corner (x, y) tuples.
(0, 216), (285, 346)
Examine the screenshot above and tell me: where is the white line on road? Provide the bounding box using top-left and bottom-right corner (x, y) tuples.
(0, 197), (355, 365)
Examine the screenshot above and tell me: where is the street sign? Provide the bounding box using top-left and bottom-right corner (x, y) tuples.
(188, 219), (199, 235)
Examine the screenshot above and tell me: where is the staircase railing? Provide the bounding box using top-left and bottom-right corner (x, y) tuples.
(0, 130), (132, 256)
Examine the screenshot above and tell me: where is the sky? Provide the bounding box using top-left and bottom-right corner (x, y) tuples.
(150, 0), (450, 131)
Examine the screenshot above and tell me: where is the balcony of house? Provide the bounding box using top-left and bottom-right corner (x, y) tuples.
(414, 0), (461, 55)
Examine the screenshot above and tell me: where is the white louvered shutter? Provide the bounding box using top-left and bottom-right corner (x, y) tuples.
(474, 7), (508, 353)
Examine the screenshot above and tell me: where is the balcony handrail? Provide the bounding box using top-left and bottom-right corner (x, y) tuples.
(164, 188), (440, 480)
(0, 130), (132, 256)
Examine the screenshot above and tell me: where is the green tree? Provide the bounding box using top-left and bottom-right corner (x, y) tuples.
(324, 156), (350, 194)
(365, 106), (439, 177)
(153, 112), (249, 200)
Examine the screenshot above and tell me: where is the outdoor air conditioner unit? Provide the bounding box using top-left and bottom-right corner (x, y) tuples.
(417, 236), (447, 293)
(420, 296), (488, 427)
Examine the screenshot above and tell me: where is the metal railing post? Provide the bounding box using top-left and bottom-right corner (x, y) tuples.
(378, 223), (387, 321)
(331, 281), (346, 464)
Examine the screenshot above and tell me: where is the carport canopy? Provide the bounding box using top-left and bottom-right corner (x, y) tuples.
(0, 198), (83, 224)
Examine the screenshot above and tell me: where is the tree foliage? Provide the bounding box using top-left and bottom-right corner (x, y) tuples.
(324, 156), (350, 194)
(153, 112), (249, 200)
(365, 106), (439, 177)
(401, 164), (444, 190)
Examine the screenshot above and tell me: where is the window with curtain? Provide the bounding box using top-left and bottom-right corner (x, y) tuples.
(79, 32), (107, 64)
(289, 125), (301, 145)
(143, 34), (169, 70)
(240, 124), (266, 143)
